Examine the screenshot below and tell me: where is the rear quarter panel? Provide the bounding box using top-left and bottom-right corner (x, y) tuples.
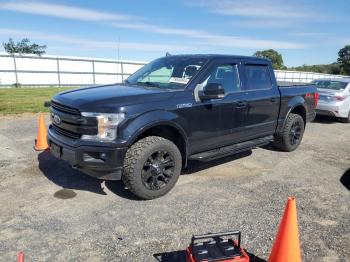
(277, 85), (317, 132)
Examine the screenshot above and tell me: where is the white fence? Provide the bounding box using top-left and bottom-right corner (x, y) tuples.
(0, 53), (146, 87)
(0, 53), (348, 87)
(274, 70), (346, 83)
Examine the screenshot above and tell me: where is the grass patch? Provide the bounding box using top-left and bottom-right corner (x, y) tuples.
(0, 87), (76, 114)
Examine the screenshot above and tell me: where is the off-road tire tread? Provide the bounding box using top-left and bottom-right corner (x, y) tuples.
(122, 136), (181, 200)
(273, 113), (304, 152)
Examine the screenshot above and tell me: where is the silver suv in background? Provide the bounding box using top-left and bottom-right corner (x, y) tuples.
(312, 78), (350, 123)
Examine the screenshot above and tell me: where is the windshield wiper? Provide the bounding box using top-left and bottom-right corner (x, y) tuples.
(137, 81), (160, 88)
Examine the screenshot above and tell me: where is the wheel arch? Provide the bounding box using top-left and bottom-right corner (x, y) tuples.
(289, 104), (306, 126)
(126, 119), (189, 166)
(283, 96), (307, 129)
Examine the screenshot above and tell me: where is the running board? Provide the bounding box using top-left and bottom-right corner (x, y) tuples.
(189, 135), (273, 162)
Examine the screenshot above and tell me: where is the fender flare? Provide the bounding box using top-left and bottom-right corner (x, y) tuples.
(122, 110), (189, 157)
(279, 97), (307, 133)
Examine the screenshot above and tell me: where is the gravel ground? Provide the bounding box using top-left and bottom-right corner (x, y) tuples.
(0, 114), (349, 262)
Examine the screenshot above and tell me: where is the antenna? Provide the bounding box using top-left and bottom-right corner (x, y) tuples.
(117, 37), (120, 82)
(117, 36), (120, 61)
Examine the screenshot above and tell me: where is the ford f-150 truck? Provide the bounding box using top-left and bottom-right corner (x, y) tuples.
(48, 54), (318, 199)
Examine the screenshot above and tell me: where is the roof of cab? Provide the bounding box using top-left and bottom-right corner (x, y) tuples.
(162, 54), (271, 63)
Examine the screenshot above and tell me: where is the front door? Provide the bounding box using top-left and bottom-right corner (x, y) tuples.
(188, 59), (247, 153)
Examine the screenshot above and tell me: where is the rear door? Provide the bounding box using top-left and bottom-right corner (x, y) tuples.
(241, 62), (281, 139)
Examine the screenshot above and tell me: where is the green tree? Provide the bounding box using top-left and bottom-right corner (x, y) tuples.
(337, 45), (350, 75)
(253, 49), (285, 69)
(287, 63), (341, 74)
(2, 38), (46, 56)
(328, 63), (341, 75)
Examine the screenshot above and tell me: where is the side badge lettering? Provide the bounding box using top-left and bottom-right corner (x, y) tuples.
(176, 103), (192, 109)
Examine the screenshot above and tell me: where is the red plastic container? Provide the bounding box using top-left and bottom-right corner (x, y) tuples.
(186, 231), (250, 262)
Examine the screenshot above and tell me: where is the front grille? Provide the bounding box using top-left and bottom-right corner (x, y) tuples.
(51, 100), (80, 116)
(51, 100), (83, 140)
(52, 125), (81, 139)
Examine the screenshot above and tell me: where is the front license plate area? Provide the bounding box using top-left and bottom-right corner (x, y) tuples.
(50, 143), (62, 158)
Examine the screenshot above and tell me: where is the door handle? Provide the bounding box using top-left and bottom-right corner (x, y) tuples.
(270, 97), (278, 103)
(236, 101), (247, 108)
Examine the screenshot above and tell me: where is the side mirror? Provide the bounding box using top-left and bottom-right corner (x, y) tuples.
(198, 83), (225, 100)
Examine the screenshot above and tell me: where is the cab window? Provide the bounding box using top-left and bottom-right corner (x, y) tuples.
(202, 64), (241, 94)
(245, 65), (272, 90)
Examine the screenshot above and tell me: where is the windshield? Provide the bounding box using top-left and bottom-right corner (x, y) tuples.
(125, 56), (208, 89)
(312, 80), (348, 91)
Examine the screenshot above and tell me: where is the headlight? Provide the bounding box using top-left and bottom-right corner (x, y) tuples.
(81, 112), (125, 141)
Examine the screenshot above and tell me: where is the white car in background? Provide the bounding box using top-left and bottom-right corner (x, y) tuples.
(312, 78), (350, 123)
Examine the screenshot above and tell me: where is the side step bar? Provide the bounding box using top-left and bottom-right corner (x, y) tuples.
(189, 135), (273, 162)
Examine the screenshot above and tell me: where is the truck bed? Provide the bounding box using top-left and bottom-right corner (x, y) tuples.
(277, 81), (310, 87)
(278, 81), (310, 87)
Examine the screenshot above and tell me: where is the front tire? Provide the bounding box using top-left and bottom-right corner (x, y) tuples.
(273, 113), (305, 152)
(122, 136), (182, 200)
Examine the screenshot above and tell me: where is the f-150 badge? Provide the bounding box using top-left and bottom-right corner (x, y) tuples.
(176, 103), (192, 108)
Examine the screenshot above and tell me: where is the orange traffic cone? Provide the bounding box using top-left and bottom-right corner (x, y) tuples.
(34, 113), (49, 151)
(268, 197), (302, 262)
(17, 251), (24, 262)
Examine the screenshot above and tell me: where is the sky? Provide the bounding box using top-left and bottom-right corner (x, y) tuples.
(0, 0), (349, 67)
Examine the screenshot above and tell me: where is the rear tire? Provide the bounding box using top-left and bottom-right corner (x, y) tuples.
(122, 136), (182, 200)
(339, 111), (350, 123)
(273, 113), (305, 152)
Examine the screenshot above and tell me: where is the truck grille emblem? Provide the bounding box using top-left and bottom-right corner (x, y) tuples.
(53, 114), (62, 125)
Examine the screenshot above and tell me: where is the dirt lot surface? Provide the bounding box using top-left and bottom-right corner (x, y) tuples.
(0, 114), (349, 261)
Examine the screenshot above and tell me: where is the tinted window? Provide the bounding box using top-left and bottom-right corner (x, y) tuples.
(202, 64), (241, 94)
(245, 65), (272, 90)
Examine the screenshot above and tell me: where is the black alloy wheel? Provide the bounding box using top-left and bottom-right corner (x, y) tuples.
(273, 113), (305, 152)
(141, 150), (175, 190)
(122, 136), (182, 200)
(289, 121), (302, 145)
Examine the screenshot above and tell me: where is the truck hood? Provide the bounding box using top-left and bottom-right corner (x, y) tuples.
(52, 84), (175, 112)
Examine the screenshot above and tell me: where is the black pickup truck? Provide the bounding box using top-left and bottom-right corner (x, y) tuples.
(48, 54), (318, 199)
